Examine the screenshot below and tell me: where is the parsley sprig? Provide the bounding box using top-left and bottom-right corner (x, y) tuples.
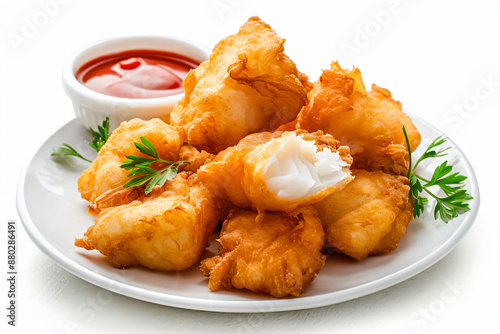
(88, 117), (110, 152)
(52, 143), (92, 163)
(403, 126), (473, 223)
(52, 117), (110, 162)
(120, 136), (189, 194)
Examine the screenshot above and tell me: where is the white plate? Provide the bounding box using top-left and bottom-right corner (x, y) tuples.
(16, 116), (480, 313)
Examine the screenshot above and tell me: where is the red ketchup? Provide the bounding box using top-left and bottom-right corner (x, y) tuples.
(76, 50), (199, 99)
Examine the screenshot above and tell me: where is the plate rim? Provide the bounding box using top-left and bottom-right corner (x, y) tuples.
(16, 116), (480, 313)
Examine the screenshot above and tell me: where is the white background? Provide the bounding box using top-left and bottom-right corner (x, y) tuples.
(1, 0), (499, 333)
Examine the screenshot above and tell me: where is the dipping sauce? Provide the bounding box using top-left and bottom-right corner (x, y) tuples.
(76, 50), (199, 99)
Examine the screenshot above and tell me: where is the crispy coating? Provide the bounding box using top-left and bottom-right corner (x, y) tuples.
(75, 173), (221, 271)
(178, 144), (213, 173)
(197, 130), (353, 212)
(368, 84), (421, 151)
(297, 62), (420, 175)
(78, 118), (182, 204)
(200, 206), (326, 297)
(88, 186), (151, 216)
(197, 131), (280, 208)
(353, 143), (409, 176)
(298, 62), (391, 155)
(314, 169), (413, 261)
(170, 16), (310, 153)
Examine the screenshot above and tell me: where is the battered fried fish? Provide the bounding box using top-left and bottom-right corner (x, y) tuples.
(297, 62), (420, 175)
(200, 206), (326, 298)
(78, 118), (182, 204)
(75, 173), (221, 271)
(197, 130), (353, 212)
(170, 16), (310, 153)
(314, 169), (413, 261)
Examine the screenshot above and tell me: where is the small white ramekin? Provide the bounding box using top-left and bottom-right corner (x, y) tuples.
(62, 35), (210, 130)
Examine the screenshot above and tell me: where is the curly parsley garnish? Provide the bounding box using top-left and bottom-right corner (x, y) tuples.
(52, 117), (110, 162)
(120, 136), (189, 194)
(403, 126), (473, 223)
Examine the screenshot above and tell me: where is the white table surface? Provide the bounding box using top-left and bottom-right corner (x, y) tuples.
(1, 0), (498, 333)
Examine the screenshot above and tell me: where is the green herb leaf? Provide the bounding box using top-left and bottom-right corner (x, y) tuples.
(51, 143), (92, 163)
(139, 137), (158, 157)
(88, 117), (110, 152)
(403, 126), (473, 223)
(122, 174), (155, 188)
(120, 137), (189, 194)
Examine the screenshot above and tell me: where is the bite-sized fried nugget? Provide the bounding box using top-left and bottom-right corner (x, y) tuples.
(75, 173), (221, 271)
(78, 118), (182, 204)
(200, 206), (326, 298)
(297, 62), (419, 175)
(314, 169), (413, 261)
(170, 16), (311, 154)
(88, 143), (211, 215)
(198, 130), (353, 212)
(198, 131), (280, 208)
(298, 62), (392, 159)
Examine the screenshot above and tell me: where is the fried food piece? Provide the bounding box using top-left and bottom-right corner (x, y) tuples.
(78, 118), (182, 203)
(297, 62), (420, 175)
(200, 206), (326, 298)
(198, 131), (280, 208)
(75, 173), (221, 271)
(368, 84), (421, 151)
(314, 169), (413, 261)
(198, 130), (353, 212)
(298, 62), (391, 160)
(243, 131), (353, 211)
(170, 16), (310, 153)
(88, 144), (211, 215)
